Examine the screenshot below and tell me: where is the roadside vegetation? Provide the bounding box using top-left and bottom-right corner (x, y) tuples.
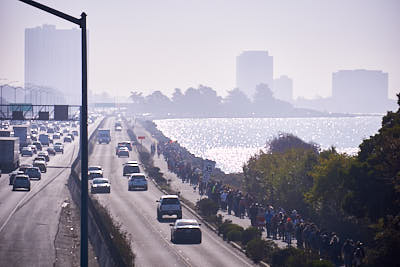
(239, 94), (400, 266)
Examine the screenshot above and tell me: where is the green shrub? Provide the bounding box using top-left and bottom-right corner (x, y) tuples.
(227, 230), (242, 242)
(222, 224), (244, 240)
(196, 198), (219, 217)
(246, 238), (276, 263)
(242, 226), (262, 246)
(218, 219), (233, 236)
(271, 247), (328, 267)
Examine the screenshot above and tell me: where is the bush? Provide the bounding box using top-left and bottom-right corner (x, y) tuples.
(227, 230), (242, 242)
(242, 226), (262, 246)
(196, 198), (219, 217)
(222, 224), (244, 240)
(271, 247), (329, 267)
(218, 219), (233, 236)
(246, 238), (276, 263)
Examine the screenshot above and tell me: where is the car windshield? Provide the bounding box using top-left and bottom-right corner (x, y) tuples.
(162, 198), (179, 205)
(15, 177), (27, 181)
(125, 165), (139, 173)
(176, 221), (198, 227)
(93, 179), (108, 184)
(89, 166), (101, 171)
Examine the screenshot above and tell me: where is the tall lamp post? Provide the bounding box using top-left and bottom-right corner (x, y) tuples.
(18, 1), (88, 266)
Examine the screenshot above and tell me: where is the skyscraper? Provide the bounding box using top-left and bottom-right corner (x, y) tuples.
(332, 69), (388, 113)
(25, 24), (81, 105)
(236, 51), (273, 99)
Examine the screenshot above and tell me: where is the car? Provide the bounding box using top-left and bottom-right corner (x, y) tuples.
(62, 128), (69, 134)
(47, 147), (56, 156)
(156, 195), (182, 220)
(39, 125), (46, 131)
(38, 151), (50, 162)
(63, 136), (72, 143)
(72, 130), (78, 136)
(54, 142), (64, 153)
(9, 170), (25, 185)
(33, 156), (47, 164)
(66, 133), (74, 141)
(25, 167), (41, 180)
(115, 126), (122, 131)
(31, 134), (38, 141)
(33, 160), (47, 173)
(91, 178), (110, 193)
(170, 219), (202, 244)
(88, 166), (103, 177)
(21, 147), (33, 157)
(32, 141), (42, 151)
(117, 147), (129, 157)
(52, 133), (60, 140)
(128, 173), (148, 191)
(88, 170), (103, 180)
(28, 145), (37, 154)
(19, 164), (32, 173)
(12, 175), (31, 191)
(121, 141), (132, 151)
(123, 162), (140, 176)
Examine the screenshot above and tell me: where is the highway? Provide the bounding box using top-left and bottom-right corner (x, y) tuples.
(0, 119), (100, 267)
(89, 117), (255, 267)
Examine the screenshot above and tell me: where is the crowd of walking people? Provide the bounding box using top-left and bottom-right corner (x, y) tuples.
(144, 122), (366, 266)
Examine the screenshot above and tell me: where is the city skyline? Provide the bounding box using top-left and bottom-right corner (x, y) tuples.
(0, 0), (399, 100)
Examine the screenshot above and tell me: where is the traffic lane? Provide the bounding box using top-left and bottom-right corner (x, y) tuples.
(90, 119), (188, 266)
(91, 118), (254, 267)
(0, 141), (78, 266)
(0, 136), (77, 229)
(0, 120), (100, 267)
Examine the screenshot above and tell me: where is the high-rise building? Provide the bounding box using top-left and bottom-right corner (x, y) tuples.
(332, 69), (388, 113)
(25, 24), (81, 105)
(273, 75), (293, 103)
(236, 51), (273, 99)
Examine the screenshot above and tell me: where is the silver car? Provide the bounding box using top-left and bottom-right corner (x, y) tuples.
(91, 178), (110, 194)
(170, 219), (202, 244)
(128, 173), (148, 191)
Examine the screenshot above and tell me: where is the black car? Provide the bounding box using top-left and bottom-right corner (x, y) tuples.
(47, 147), (56, 156)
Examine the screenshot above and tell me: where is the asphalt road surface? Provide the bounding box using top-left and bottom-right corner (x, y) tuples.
(0, 119), (100, 267)
(89, 117), (255, 267)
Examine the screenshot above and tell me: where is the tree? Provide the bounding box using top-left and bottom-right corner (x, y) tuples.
(223, 88), (252, 117)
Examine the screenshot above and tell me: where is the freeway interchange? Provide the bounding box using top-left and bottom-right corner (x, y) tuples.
(0, 116), (254, 267)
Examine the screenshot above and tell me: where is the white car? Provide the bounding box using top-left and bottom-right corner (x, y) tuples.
(128, 173), (148, 191)
(91, 178), (111, 193)
(117, 147), (129, 157)
(88, 166), (103, 176)
(170, 219), (202, 244)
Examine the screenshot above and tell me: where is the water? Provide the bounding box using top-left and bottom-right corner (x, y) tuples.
(154, 116), (382, 173)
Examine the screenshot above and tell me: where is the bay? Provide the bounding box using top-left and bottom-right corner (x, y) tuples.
(154, 116), (382, 173)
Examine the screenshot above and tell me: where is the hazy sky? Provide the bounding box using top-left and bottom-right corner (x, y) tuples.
(1, 0), (399, 99)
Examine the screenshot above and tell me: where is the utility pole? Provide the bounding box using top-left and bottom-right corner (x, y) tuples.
(18, 1), (89, 266)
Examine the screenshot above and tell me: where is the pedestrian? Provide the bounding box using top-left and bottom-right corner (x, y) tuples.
(264, 206), (274, 238)
(353, 241), (365, 267)
(342, 239), (354, 267)
(285, 217), (294, 246)
(249, 203), (258, 227)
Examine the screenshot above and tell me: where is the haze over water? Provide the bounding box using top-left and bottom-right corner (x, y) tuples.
(155, 116), (383, 173)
